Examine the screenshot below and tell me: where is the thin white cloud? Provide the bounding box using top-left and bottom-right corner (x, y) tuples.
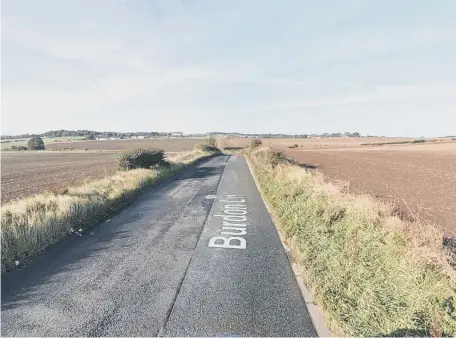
(1, 0), (455, 136)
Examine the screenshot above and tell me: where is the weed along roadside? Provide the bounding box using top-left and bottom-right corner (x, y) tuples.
(1, 144), (222, 274)
(208, 195), (248, 249)
(246, 147), (456, 337)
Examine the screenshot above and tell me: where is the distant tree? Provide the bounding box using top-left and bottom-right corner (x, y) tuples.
(351, 132), (360, 137)
(27, 136), (45, 150)
(86, 134), (96, 140)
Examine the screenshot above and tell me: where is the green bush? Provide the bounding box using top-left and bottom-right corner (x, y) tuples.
(117, 148), (167, 171)
(194, 142), (220, 153)
(27, 137), (45, 150)
(249, 138), (262, 150)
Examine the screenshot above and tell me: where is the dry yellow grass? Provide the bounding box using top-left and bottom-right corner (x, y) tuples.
(1, 150), (216, 273)
(248, 147), (456, 336)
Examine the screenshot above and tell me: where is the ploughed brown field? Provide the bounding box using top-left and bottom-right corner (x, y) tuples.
(219, 136), (422, 149)
(1, 152), (118, 203)
(223, 137), (456, 237)
(223, 138), (456, 237)
(1, 138), (204, 203)
(45, 138), (203, 151)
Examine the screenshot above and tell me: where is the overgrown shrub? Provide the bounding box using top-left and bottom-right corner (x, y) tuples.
(412, 139), (426, 143)
(194, 142), (220, 153)
(249, 138), (262, 149)
(207, 136), (217, 147)
(27, 137), (45, 150)
(117, 148), (167, 171)
(266, 150), (287, 168)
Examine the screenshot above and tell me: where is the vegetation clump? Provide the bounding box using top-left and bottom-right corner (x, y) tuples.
(194, 143), (220, 153)
(249, 138), (262, 150)
(266, 150), (287, 168)
(207, 136), (217, 147)
(194, 137), (221, 153)
(27, 137), (45, 150)
(117, 148), (167, 171)
(10, 145), (28, 151)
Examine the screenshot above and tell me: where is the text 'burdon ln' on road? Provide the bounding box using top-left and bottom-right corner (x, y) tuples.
(208, 195), (248, 249)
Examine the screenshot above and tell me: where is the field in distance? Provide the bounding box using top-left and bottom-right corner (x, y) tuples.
(44, 138), (203, 151)
(1, 136), (87, 150)
(219, 136), (455, 149)
(1, 138), (204, 203)
(222, 137), (456, 237)
(1, 137), (204, 151)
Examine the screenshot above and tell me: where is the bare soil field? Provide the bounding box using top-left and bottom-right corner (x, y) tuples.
(1, 139), (205, 203)
(219, 136), (454, 149)
(281, 142), (456, 237)
(221, 136), (456, 236)
(1, 152), (118, 203)
(44, 138), (203, 151)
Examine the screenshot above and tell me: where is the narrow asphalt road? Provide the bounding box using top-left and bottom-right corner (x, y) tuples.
(1, 155), (317, 337)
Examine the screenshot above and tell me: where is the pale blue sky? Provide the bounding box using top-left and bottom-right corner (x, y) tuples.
(2, 0), (456, 136)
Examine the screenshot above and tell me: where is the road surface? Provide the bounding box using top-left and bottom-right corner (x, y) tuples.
(1, 155), (317, 337)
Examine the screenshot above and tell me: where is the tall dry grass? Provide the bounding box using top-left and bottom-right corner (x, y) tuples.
(248, 147), (456, 336)
(1, 150), (216, 273)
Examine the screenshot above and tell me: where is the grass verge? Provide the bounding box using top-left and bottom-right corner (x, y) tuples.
(247, 147), (456, 337)
(1, 150), (219, 274)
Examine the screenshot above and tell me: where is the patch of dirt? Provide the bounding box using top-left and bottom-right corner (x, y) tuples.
(283, 144), (456, 237)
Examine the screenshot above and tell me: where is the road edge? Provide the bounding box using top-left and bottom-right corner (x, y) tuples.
(245, 154), (332, 338)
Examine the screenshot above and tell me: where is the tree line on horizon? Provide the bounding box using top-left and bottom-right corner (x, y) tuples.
(1, 130), (168, 140)
(1, 129), (362, 140)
